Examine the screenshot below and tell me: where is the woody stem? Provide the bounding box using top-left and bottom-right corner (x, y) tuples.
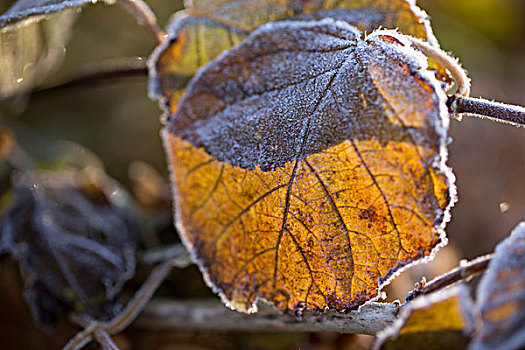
(452, 96), (525, 128)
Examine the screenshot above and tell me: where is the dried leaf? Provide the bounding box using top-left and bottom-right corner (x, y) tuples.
(161, 19), (454, 312)
(0, 0), (109, 27)
(375, 285), (478, 350)
(0, 10), (76, 101)
(150, 0), (444, 107)
(0, 169), (140, 326)
(469, 222), (525, 350)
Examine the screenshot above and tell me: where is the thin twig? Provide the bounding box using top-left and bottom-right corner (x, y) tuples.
(33, 57), (148, 96)
(116, 0), (165, 44)
(406, 254), (493, 301)
(93, 329), (120, 350)
(407, 37), (471, 97)
(452, 96), (525, 128)
(62, 323), (96, 350)
(135, 299), (399, 335)
(103, 257), (178, 334)
(140, 243), (192, 266)
(63, 257), (179, 350)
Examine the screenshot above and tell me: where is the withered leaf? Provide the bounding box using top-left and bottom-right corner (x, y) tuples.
(0, 10), (76, 101)
(470, 222), (525, 350)
(151, 0), (443, 107)
(375, 285), (478, 350)
(0, 169), (140, 326)
(162, 19), (454, 312)
(0, 0), (108, 27)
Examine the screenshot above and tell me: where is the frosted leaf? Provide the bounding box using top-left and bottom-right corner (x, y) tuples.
(161, 19), (455, 312)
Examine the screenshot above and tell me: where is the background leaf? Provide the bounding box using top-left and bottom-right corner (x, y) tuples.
(0, 169), (140, 326)
(469, 222), (525, 350)
(150, 0), (443, 109)
(375, 285), (479, 350)
(0, 10), (76, 102)
(162, 20), (453, 312)
(0, 0), (109, 27)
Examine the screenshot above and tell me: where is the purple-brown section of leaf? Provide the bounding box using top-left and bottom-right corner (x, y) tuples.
(0, 170), (139, 326)
(170, 19), (440, 171)
(470, 222), (525, 350)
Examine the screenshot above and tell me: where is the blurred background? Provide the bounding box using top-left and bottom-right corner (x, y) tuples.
(0, 0), (524, 349)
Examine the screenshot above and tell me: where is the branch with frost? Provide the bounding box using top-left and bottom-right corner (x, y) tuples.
(406, 254), (492, 301)
(116, 0), (165, 44)
(134, 299), (399, 335)
(450, 96), (525, 128)
(128, 255), (491, 335)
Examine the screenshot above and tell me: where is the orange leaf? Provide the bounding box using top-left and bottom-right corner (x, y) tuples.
(159, 19), (454, 312)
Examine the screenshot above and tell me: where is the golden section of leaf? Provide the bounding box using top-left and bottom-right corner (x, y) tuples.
(165, 128), (446, 311)
(376, 286), (477, 350)
(151, 0), (440, 104)
(470, 222), (525, 350)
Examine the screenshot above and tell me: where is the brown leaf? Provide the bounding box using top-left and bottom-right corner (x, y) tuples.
(0, 169), (140, 326)
(150, 0), (444, 107)
(161, 19), (454, 312)
(470, 222), (525, 350)
(375, 285), (479, 350)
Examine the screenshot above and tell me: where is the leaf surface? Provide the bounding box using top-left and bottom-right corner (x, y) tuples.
(375, 285), (478, 350)
(162, 20), (454, 312)
(469, 222), (525, 350)
(150, 0), (443, 107)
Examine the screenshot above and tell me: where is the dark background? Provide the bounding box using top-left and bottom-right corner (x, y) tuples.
(1, 0), (525, 348)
